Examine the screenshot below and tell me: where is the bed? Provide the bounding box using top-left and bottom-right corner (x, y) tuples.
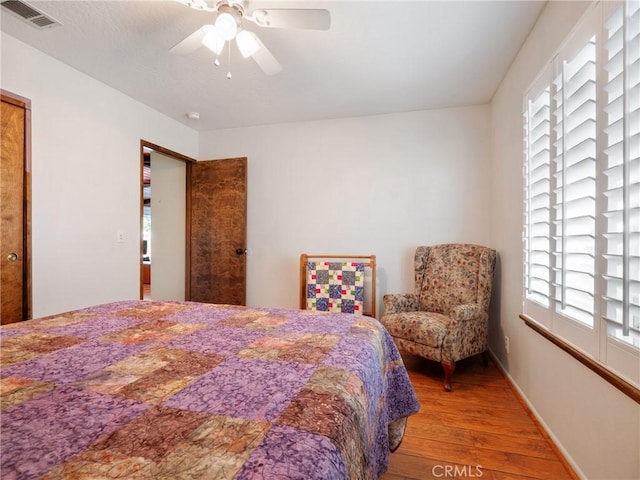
(0, 300), (420, 479)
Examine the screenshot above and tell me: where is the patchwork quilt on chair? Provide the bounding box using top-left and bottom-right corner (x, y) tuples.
(306, 262), (365, 314)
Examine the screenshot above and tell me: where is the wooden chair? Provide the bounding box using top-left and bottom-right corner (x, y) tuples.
(300, 254), (376, 317)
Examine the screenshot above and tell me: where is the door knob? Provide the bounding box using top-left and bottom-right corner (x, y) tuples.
(235, 248), (247, 255)
(7, 252), (18, 262)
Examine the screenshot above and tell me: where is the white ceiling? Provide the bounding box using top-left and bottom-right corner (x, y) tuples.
(1, 0), (546, 131)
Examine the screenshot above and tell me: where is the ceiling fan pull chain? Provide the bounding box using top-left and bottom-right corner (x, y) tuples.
(226, 41), (232, 79)
(214, 37), (224, 67)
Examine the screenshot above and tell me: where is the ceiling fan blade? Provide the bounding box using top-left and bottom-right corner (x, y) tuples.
(170, 25), (214, 55)
(250, 35), (282, 76)
(248, 9), (330, 30)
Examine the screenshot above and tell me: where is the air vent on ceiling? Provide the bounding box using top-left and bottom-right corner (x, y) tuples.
(1, 0), (61, 29)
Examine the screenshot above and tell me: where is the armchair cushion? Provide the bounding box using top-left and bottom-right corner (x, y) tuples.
(382, 311), (450, 349)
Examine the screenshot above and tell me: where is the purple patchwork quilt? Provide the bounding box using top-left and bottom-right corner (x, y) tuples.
(0, 300), (420, 479)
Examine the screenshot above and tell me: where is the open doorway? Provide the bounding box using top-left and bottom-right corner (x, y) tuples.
(140, 140), (248, 305)
(142, 152), (151, 299)
(140, 141), (195, 301)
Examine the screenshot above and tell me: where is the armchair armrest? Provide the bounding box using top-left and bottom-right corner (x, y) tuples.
(383, 293), (420, 315)
(451, 303), (487, 322)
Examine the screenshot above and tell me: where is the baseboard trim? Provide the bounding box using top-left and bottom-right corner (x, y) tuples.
(489, 351), (584, 480)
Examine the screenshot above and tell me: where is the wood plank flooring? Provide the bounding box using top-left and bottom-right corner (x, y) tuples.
(381, 353), (578, 480)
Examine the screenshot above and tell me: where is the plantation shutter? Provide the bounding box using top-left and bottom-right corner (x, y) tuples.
(524, 81), (552, 314)
(552, 35), (598, 328)
(602, 0), (640, 344)
(523, 0), (640, 387)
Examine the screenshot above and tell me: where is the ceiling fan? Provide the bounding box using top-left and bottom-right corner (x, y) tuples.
(171, 0), (331, 76)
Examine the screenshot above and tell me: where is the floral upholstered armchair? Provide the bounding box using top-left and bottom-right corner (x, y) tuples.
(381, 244), (496, 392)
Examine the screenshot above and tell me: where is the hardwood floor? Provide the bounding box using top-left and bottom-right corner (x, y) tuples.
(382, 353), (578, 480)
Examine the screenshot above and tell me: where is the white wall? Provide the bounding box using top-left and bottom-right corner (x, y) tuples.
(1, 33), (198, 317)
(150, 152), (186, 301)
(199, 106), (492, 314)
(490, 2), (639, 479)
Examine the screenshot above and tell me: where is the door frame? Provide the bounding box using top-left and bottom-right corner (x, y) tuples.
(139, 140), (195, 300)
(1, 89), (32, 320)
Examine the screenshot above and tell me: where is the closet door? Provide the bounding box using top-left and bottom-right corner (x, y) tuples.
(1, 92), (31, 324)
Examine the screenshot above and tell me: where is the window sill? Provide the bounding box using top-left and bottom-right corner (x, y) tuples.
(520, 314), (640, 404)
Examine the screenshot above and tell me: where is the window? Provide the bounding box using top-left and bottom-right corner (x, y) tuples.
(523, 0), (640, 389)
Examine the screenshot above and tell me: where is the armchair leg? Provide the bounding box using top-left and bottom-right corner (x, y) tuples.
(481, 350), (489, 367)
(441, 361), (455, 392)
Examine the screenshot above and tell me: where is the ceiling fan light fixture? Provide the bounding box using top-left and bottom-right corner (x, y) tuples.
(236, 30), (260, 58)
(202, 26), (224, 55)
(172, 0), (330, 76)
(215, 11), (238, 41)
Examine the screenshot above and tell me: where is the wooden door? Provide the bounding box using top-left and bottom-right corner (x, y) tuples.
(187, 157), (247, 305)
(1, 92), (30, 324)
